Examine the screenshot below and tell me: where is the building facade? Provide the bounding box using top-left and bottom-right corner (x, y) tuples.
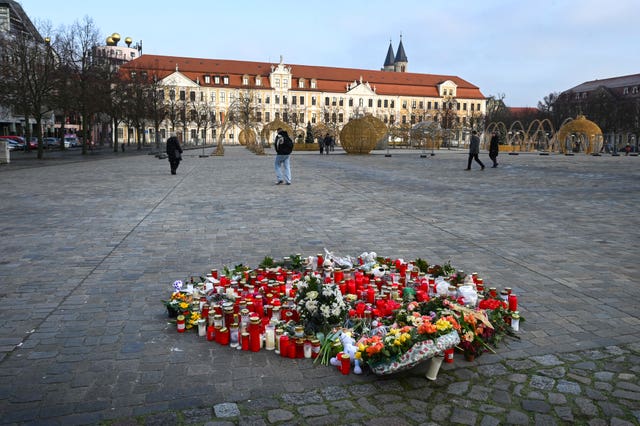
(0, 0), (51, 137)
(120, 40), (486, 146)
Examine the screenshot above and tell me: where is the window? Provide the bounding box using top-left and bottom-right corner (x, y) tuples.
(463, 103), (467, 111)
(157, 89), (164, 100)
(283, 95), (288, 105)
(368, 99), (373, 107)
(220, 92), (226, 102)
(299, 79), (305, 88)
(283, 78), (288, 87)
(359, 98), (364, 107)
(419, 101), (423, 109)
(190, 129), (196, 140)
(332, 113), (337, 123)
(402, 115), (407, 124)
(211, 92), (216, 103)
(311, 79), (317, 89)
(256, 76), (261, 86)
(190, 91), (196, 101)
(180, 90), (186, 101)
(349, 98), (353, 107)
(325, 97), (330, 106)
(214, 76), (220, 84)
(265, 96), (270, 104)
(633, 86), (639, 94)
(384, 100), (388, 108)
(291, 96), (296, 105)
(471, 103), (475, 112)
(299, 113), (304, 122)
(283, 112), (288, 122)
(390, 115), (395, 123)
(623, 87), (629, 95)
(275, 95), (280, 104)
(312, 96), (317, 106)
(411, 115), (416, 124)
(204, 75), (210, 84)
(427, 101), (431, 109)
(242, 76), (249, 85)
(312, 113), (317, 124)
(256, 111), (262, 122)
(265, 112), (270, 122)
(402, 100), (407, 108)
(434, 102), (439, 110)
(299, 96), (304, 105)
(339, 98), (344, 107)
(582, 92), (587, 99)
(324, 112), (330, 122)
(390, 100), (395, 108)
(378, 100), (382, 107)
(275, 78), (280, 88)
(332, 97), (337, 106)
(223, 76), (229, 85)
(338, 113), (343, 123)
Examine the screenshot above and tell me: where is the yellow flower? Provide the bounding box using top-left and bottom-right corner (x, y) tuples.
(179, 302), (189, 310)
(435, 317), (452, 331)
(355, 352), (362, 360)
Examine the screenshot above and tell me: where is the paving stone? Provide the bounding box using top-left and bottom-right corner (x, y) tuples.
(530, 375), (555, 391)
(556, 380), (581, 395)
(505, 409), (530, 425)
(213, 403), (240, 418)
(479, 415), (501, 426)
(531, 354), (564, 366)
(267, 409), (294, 423)
(522, 399), (551, 413)
(297, 404), (329, 418)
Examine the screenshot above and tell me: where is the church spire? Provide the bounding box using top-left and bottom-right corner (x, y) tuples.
(383, 39), (395, 69)
(394, 34), (408, 72)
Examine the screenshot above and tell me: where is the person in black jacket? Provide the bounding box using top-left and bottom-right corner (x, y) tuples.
(274, 128), (293, 185)
(166, 135), (183, 175)
(489, 131), (500, 168)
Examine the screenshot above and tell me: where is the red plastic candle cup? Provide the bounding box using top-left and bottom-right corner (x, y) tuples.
(340, 353), (351, 375)
(279, 335), (289, 357)
(206, 325), (215, 341)
(444, 348), (454, 363)
(241, 332), (250, 351)
(508, 294), (518, 311)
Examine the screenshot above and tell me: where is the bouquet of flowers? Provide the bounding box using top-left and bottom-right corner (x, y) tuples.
(294, 274), (349, 335)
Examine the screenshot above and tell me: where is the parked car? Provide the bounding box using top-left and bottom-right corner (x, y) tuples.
(0, 135), (26, 149)
(27, 137), (39, 150)
(43, 137), (61, 148)
(0, 138), (20, 151)
(64, 136), (79, 148)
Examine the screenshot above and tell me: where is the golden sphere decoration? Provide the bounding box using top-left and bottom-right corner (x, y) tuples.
(238, 128), (257, 146)
(125, 37), (133, 47)
(106, 36), (115, 46)
(44, 37), (50, 44)
(261, 118), (292, 142)
(556, 115), (603, 154)
(111, 33), (121, 44)
(340, 115), (387, 154)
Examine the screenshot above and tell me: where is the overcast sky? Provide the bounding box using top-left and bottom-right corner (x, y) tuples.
(21, 0), (640, 107)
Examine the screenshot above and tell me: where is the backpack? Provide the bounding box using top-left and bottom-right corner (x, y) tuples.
(279, 133), (294, 155)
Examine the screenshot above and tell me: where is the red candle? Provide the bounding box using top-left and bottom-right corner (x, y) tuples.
(444, 348), (454, 363)
(218, 327), (230, 345)
(241, 332), (250, 350)
(347, 280), (356, 295)
(339, 281), (347, 295)
(317, 254), (324, 269)
(206, 325), (215, 341)
(508, 294), (518, 311)
(288, 338), (296, 358)
(176, 315), (186, 333)
(340, 353), (350, 375)
(279, 335), (289, 357)
(366, 287), (375, 304)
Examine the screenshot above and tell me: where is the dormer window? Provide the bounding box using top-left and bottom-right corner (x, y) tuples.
(204, 75), (210, 84)
(623, 87), (629, 95)
(223, 76), (229, 85)
(242, 76), (249, 85)
(256, 76), (262, 86)
(633, 86), (639, 94)
(214, 76), (220, 84)
(299, 79), (305, 88)
(311, 79), (317, 89)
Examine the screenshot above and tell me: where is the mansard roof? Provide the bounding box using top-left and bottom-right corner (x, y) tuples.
(124, 54), (485, 99)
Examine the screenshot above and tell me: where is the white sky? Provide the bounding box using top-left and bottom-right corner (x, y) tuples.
(21, 0), (640, 107)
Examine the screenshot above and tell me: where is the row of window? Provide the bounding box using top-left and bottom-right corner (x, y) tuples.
(576, 85), (639, 100)
(158, 88), (482, 112)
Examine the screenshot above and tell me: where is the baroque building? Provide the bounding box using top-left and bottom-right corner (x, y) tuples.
(119, 40), (486, 146)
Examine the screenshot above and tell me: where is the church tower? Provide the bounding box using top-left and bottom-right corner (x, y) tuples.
(381, 36), (408, 72)
(382, 40), (395, 72)
(394, 36), (408, 72)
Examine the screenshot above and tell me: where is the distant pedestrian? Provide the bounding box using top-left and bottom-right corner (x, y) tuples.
(323, 134), (332, 155)
(624, 144), (631, 156)
(489, 131), (500, 167)
(466, 130), (485, 170)
(274, 128), (293, 185)
(166, 134), (183, 175)
(320, 134), (325, 154)
(121, 142), (125, 152)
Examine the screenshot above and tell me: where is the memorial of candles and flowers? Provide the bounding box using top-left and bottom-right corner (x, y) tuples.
(162, 251), (522, 379)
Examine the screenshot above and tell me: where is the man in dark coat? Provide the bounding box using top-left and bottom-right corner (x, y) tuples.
(489, 131), (500, 168)
(166, 135), (183, 175)
(465, 130), (485, 170)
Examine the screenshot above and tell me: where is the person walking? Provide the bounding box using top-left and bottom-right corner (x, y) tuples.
(466, 130), (485, 170)
(323, 134), (332, 155)
(166, 134), (183, 175)
(274, 128), (293, 185)
(489, 131), (500, 167)
(319, 134), (325, 154)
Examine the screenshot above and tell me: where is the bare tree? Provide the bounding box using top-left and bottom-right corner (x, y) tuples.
(57, 16), (107, 154)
